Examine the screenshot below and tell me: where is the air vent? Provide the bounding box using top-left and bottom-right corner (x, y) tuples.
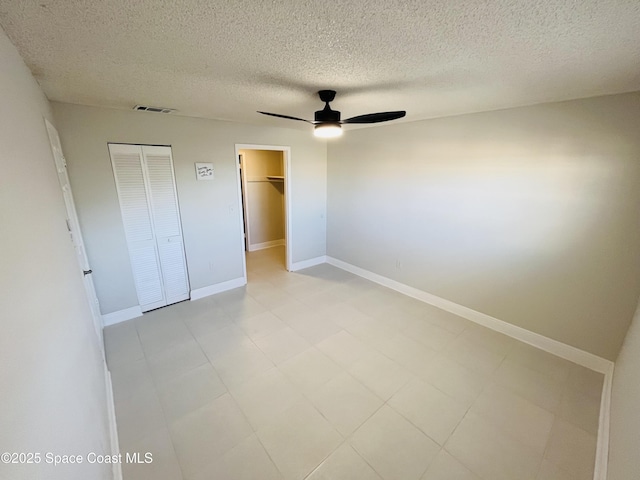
(133, 105), (176, 114)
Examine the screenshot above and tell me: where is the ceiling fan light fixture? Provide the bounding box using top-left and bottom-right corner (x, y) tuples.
(314, 123), (342, 138)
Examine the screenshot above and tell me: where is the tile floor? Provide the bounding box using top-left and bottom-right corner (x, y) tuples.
(105, 246), (603, 480)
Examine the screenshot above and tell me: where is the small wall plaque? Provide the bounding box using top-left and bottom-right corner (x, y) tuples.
(195, 163), (214, 180)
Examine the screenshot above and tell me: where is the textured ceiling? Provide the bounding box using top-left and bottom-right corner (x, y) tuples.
(1, 0), (639, 129)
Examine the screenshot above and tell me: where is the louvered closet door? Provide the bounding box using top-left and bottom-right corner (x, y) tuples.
(142, 146), (190, 304)
(109, 144), (189, 312)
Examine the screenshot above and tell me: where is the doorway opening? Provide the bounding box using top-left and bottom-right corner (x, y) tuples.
(235, 144), (292, 280)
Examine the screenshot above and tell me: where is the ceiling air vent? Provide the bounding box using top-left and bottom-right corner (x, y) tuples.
(133, 105), (176, 114)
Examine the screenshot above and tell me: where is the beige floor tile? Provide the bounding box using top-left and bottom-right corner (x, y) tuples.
(222, 296), (268, 320)
(557, 387), (601, 435)
(210, 344), (274, 387)
(443, 336), (506, 376)
(146, 339), (209, 385)
(301, 289), (346, 309)
(544, 418), (597, 480)
(236, 311), (287, 340)
(346, 319), (400, 348)
(121, 427), (183, 480)
(254, 326), (311, 364)
(183, 310), (234, 339)
(157, 363), (227, 423)
(111, 358), (155, 403)
(112, 248), (600, 480)
(506, 342), (573, 383)
(418, 306), (472, 335)
(169, 393), (253, 478)
(373, 333), (437, 374)
(104, 320), (145, 367)
(230, 368), (303, 430)
(493, 358), (565, 412)
(286, 311), (344, 344)
(421, 355), (488, 407)
(470, 383), (554, 455)
(389, 378), (467, 445)
(327, 304), (378, 330)
(307, 372), (384, 436)
(307, 443), (383, 480)
(316, 330), (373, 368)
(566, 365), (604, 400)
(351, 405), (440, 480)
(270, 299), (314, 323)
(349, 350), (412, 400)
(189, 434), (282, 480)
(115, 384), (166, 447)
(444, 412), (541, 480)
(458, 324), (515, 356)
(196, 324), (254, 361)
(280, 347), (343, 393)
(421, 450), (481, 480)
(256, 400), (342, 480)
(252, 290), (296, 309)
(136, 317), (195, 357)
(404, 320), (458, 352)
(536, 459), (582, 480)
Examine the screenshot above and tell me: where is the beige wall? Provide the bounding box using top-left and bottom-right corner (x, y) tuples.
(608, 298), (640, 479)
(51, 103), (327, 314)
(327, 92), (640, 360)
(0, 29), (111, 479)
(241, 149), (285, 246)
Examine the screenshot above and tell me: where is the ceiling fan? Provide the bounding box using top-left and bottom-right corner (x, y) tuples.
(258, 90), (406, 138)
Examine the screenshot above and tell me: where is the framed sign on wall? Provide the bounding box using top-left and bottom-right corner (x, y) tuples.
(195, 163), (214, 180)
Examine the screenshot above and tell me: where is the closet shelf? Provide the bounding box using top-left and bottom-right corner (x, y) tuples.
(247, 175), (284, 182)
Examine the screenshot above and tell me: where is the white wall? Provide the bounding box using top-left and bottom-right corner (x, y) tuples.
(328, 92), (640, 360)
(608, 298), (640, 480)
(51, 103), (327, 314)
(0, 28), (111, 479)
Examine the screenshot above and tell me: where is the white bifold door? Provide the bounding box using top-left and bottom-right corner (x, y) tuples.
(108, 144), (190, 312)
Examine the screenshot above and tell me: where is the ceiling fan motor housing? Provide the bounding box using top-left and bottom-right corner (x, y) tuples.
(315, 89), (341, 124)
(315, 107), (341, 123)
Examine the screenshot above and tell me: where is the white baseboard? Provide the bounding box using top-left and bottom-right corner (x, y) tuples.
(326, 256), (612, 374)
(594, 363), (614, 480)
(290, 255), (327, 272)
(325, 255), (614, 480)
(104, 363), (122, 480)
(248, 239), (284, 252)
(190, 277), (247, 301)
(102, 306), (143, 327)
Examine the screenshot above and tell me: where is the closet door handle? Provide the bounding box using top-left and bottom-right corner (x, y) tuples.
(83, 269), (93, 276)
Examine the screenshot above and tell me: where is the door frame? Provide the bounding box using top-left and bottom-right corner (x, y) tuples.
(234, 144), (292, 275)
(44, 118), (104, 348)
(238, 153), (250, 252)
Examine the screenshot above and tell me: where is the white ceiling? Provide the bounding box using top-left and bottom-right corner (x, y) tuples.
(1, 0), (639, 129)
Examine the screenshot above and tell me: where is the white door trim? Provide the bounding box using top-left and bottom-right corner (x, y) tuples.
(44, 118), (104, 345)
(234, 144), (292, 272)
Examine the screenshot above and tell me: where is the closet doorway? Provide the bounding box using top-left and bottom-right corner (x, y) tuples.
(235, 144), (292, 274)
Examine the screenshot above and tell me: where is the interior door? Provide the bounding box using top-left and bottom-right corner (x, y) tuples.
(109, 143), (190, 312)
(141, 146), (190, 305)
(45, 119), (104, 348)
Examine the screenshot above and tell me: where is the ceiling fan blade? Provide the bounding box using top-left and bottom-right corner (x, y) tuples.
(258, 111), (313, 123)
(342, 111), (406, 124)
